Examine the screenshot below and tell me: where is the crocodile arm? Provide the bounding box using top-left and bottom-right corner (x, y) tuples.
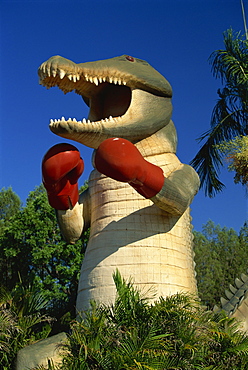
(56, 188), (91, 244)
(152, 164), (200, 216)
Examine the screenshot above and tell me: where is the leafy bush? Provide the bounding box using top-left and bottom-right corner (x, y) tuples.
(0, 282), (53, 369)
(56, 271), (248, 370)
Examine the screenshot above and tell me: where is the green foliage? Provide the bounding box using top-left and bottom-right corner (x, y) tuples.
(0, 187), (21, 234)
(194, 220), (248, 308)
(0, 185), (89, 329)
(1, 185), (248, 368)
(57, 271), (248, 369)
(217, 135), (248, 187)
(0, 282), (52, 369)
(191, 29), (248, 197)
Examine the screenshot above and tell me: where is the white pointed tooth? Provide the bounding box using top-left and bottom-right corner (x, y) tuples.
(50, 119), (54, 124)
(61, 116), (65, 121)
(54, 119), (58, 123)
(109, 77), (113, 83)
(114, 77), (118, 84)
(118, 79), (122, 85)
(99, 77), (102, 83)
(93, 77), (99, 86)
(59, 70), (66, 79)
(103, 77), (106, 82)
(123, 81), (127, 85)
(68, 117), (72, 121)
(52, 70), (57, 78)
(76, 74), (80, 81)
(87, 120), (91, 123)
(73, 75), (77, 82)
(82, 118), (87, 123)
(73, 118), (77, 122)
(109, 116), (113, 121)
(68, 75), (72, 81)
(85, 75), (89, 81)
(89, 76), (93, 83)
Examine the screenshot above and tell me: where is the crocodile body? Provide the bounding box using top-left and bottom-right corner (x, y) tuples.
(76, 135), (197, 310)
(38, 55), (200, 312)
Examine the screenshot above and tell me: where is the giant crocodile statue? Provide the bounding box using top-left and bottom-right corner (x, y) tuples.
(38, 54), (200, 313)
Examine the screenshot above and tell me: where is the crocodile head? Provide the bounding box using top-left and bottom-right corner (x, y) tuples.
(38, 55), (173, 149)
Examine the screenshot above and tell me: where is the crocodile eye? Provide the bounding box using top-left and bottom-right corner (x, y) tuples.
(126, 56), (134, 62)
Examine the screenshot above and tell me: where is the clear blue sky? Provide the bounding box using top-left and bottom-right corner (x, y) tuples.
(0, 0), (247, 232)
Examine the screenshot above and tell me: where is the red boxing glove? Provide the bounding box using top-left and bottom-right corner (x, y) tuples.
(94, 138), (164, 198)
(42, 143), (84, 210)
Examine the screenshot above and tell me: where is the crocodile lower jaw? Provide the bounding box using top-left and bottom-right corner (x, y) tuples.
(49, 115), (122, 127)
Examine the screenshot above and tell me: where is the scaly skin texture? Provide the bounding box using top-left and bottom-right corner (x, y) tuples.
(215, 271), (248, 333)
(38, 55), (200, 312)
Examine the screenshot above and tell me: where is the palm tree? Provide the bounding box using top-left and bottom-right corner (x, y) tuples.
(0, 282), (52, 369)
(190, 29), (248, 197)
(63, 272), (179, 369)
(61, 271), (248, 369)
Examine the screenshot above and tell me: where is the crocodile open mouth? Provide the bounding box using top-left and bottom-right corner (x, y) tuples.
(83, 83), (132, 123)
(38, 55), (173, 148)
(38, 62), (132, 127)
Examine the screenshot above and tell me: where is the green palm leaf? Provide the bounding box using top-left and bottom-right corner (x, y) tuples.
(191, 29), (248, 196)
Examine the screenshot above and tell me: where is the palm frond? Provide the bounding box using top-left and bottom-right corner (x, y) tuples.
(0, 310), (19, 353)
(209, 29), (248, 86)
(0, 286), (13, 309)
(191, 29), (248, 196)
(191, 80), (246, 196)
(62, 274), (248, 369)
